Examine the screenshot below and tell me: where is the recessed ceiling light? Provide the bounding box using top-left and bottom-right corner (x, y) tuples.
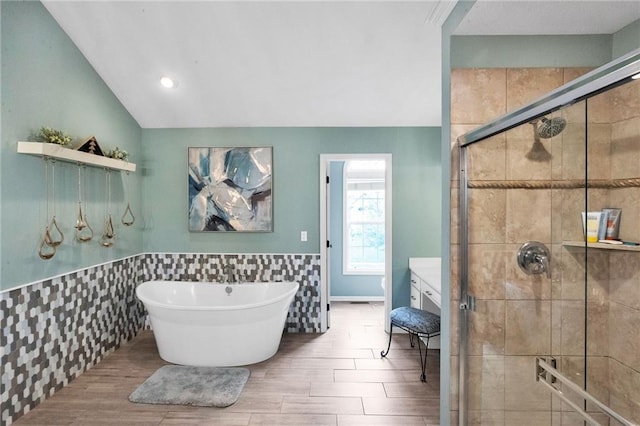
(160, 76), (177, 88)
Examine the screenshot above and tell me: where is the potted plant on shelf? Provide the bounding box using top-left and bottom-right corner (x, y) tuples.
(38, 126), (72, 146)
(105, 147), (128, 161)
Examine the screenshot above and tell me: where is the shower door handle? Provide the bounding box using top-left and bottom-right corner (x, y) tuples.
(517, 241), (551, 279)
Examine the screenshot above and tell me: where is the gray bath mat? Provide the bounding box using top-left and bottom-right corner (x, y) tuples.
(129, 365), (250, 407)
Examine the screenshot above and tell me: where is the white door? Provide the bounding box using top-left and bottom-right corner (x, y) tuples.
(325, 161), (332, 329)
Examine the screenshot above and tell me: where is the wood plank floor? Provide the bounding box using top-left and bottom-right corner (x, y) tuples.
(15, 302), (440, 425)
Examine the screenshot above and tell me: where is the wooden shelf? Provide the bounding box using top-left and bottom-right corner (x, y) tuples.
(563, 241), (640, 252)
(17, 141), (136, 172)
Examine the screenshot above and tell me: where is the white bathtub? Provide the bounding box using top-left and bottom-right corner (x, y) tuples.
(136, 280), (299, 366)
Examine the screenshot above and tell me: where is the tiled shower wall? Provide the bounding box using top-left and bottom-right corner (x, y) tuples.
(596, 77), (640, 422)
(1, 252), (321, 425)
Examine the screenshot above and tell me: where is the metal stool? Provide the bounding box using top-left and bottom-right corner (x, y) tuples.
(381, 306), (441, 382)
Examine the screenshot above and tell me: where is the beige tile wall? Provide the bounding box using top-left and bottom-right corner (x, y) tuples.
(600, 80), (640, 423)
(450, 69), (640, 425)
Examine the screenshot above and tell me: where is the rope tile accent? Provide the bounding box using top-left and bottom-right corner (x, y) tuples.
(467, 178), (640, 189)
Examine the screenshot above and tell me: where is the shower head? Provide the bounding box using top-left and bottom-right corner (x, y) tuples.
(525, 137), (552, 162)
(534, 117), (566, 139)
(526, 119), (555, 162)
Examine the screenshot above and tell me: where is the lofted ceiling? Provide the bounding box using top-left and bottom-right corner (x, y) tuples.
(42, 1), (640, 129)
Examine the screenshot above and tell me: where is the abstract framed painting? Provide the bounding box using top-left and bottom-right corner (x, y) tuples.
(188, 147), (273, 232)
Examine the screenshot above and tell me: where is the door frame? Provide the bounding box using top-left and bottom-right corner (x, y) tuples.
(319, 153), (392, 333)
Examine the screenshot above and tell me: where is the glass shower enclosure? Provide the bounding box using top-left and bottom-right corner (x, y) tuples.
(457, 49), (640, 425)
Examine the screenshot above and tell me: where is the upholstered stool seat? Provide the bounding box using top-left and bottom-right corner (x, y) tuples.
(381, 306), (441, 382)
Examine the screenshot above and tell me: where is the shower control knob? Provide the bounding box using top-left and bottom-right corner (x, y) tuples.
(517, 241), (551, 279)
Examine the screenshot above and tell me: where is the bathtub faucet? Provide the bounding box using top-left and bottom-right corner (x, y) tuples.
(222, 264), (235, 284)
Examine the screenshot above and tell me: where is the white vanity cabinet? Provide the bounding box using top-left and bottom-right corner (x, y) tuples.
(410, 273), (422, 309)
(410, 272), (441, 310)
(409, 257), (441, 348)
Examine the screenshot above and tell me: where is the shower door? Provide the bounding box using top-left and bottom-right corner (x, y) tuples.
(458, 70), (640, 425)
(459, 101), (585, 424)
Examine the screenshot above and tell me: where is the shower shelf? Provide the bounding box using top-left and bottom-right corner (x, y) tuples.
(17, 141), (136, 172)
(563, 241), (640, 252)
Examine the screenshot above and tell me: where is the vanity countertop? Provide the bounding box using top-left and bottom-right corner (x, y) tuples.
(408, 257), (441, 293)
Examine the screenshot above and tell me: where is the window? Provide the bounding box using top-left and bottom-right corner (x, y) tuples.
(343, 160), (385, 274)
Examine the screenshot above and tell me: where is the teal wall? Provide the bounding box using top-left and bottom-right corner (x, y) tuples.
(328, 161), (384, 299)
(0, 1), (3, 275)
(1, 1), (142, 291)
(141, 127), (441, 307)
(451, 34), (612, 68)
(0, 1), (442, 306)
(613, 19), (640, 58)
(451, 18), (640, 69)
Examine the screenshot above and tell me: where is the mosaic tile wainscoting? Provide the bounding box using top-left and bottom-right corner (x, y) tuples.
(1, 252), (321, 424)
(0, 257), (146, 425)
(140, 253), (322, 333)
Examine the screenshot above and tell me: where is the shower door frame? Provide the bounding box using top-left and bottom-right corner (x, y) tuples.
(456, 48), (640, 425)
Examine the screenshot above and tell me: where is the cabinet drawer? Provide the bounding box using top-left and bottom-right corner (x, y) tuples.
(410, 272), (420, 288)
(410, 284), (421, 308)
(422, 280), (441, 308)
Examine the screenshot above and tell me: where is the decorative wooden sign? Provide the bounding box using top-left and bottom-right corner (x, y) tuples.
(77, 136), (104, 156)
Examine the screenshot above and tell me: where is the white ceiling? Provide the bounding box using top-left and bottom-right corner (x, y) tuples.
(42, 1), (640, 129)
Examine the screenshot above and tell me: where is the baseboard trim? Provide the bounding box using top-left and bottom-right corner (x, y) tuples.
(330, 296), (385, 302)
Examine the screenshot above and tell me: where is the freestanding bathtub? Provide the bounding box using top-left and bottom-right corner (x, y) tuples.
(136, 280), (299, 366)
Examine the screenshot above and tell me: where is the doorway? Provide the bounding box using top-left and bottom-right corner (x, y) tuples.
(319, 154), (392, 333)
